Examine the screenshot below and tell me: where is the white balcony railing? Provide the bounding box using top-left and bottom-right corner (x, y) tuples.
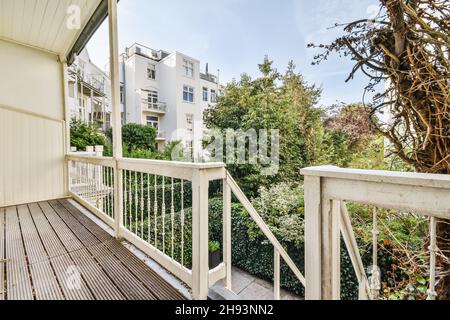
(141, 100), (167, 113)
(66, 151), (450, 301)
(66, 154), (306, 300)
(301, 166), (450, 300)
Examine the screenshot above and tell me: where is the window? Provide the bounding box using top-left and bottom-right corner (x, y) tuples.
(202, 87), (208, 102)
(211, 89), (217, 103)
(186, 114), (194, 133)
(183, 59), (194, 78)
(147, 64), (156, 80)
(183, 85), (194, 103)
(142, 89), (158, 109)
(146, 116), (159, 130)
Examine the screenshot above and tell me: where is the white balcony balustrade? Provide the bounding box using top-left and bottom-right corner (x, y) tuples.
(301, 166), (450, 300)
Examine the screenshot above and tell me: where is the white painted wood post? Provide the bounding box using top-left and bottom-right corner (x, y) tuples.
(61, 61), (71, 195)
(108, 0), (124, 240)
(331, 200), (341, 300)
(223, 178), (232, 290)
(274, 248), (281, 300)
(304, 175), (322, 300)
(191, 169), (210, 300)
(427, 217), (437, 300)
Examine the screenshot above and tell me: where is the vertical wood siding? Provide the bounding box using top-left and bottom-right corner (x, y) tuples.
(0, 107), (65, 207)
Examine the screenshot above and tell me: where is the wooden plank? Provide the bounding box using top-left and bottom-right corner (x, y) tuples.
(301, 165), (450, 190)
(48, 200), (100, 248)
(49, 252), (94, 300)
(60, 199), (185, 300)
(69, 248), (125, 300)
(102, 240), (186, 300)
(87, 242), (157, 300)
(58, 199), (111, 242)
(0, 208), (4, 300)
(36, 202), (84, 254)
(56, 199), (177, 300)
(59, 199), (184, 300)
(322, 178), (450, 219)
(29, 259), (65, 300)
(17, 205), (64, 300)
(35, 202), (122, 300)
(5, 206), (33, 300)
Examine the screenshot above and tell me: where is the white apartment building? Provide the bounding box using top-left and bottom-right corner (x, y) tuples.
(119, 43), (221, 155)
(68, 49), (112, 131)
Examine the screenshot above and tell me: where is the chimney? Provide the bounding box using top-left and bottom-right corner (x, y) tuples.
(206, 63), (209, 74)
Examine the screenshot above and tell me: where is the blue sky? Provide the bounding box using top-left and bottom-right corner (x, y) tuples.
(87, 0), (380, 107)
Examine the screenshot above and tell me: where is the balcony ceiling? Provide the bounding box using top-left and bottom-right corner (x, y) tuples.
(0, 0), (102, 57)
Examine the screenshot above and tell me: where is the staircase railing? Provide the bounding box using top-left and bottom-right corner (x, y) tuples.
(224, 172), (306, 299)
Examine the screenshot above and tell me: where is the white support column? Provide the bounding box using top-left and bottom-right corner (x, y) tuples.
(108, 0), (123, 239)
(304, 175), (322, 300)
(223, 178), (232, 290)
(61, 61), (71, 195)
(191, 169), (210, 300)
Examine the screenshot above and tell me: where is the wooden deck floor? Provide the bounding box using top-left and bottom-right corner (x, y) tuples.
(0, 199), (186, 300)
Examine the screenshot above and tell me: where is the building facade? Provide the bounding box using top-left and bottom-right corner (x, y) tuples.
(119, 43), (221, 155)
(68, 49), (111, 132)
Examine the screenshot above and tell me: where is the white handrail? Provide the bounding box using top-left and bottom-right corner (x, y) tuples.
(225, 172), (306, 287)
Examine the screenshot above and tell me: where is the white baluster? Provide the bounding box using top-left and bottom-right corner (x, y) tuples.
(171, 178), (175, 259)
(427, 217), (438, 300)
(129, 170), (132, 229)
(274, 248), (281, 300)
(135, 171), (138, 234)
(123, 170), (127, 226)
(162, 176), (166, 253)
(370, 207), (380, 300)
(140, 172), (144, 237)
(181, 180), (185, 266)
(154, 175), (158, 246)
(147, 173), (151, 243)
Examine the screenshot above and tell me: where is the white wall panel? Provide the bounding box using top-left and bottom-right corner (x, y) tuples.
(0, 40), (64, 120)
(0, 40), (66, 207)
(0, 108), (66, 207)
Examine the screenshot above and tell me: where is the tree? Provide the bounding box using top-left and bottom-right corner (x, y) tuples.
(325, 104), (377, 151)
(204, 57), (323, 196)
(309, 0), (449, 299)
(107, 123), (157, 154)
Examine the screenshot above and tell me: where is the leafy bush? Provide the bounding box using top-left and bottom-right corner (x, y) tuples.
(70, 119), (107, 151)
(251, 182), (305, 247)
(107, 123), (157, 154)
(209, 241), (221, 253)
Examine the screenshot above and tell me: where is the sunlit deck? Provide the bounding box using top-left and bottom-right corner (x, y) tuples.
(0, 199), (185, 300)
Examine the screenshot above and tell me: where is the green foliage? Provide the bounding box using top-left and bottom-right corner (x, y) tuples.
(124, 148), (156, 159)
(107, 123), (157, 154)
(251, 182), (305, 247)
(70, 119), (107, 151)
(204, 58), (322, 197)
(208, 241), (220, 253)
